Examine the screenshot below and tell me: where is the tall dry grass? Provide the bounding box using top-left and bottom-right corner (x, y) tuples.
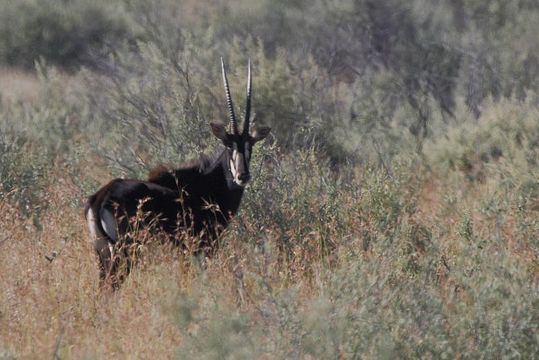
(1, 154), (537, 358)
(0, 167), (182, 358)
(0, 67), (41, 104)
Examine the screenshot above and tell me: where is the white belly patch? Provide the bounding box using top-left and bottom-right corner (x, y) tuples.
(100, 208), (118, 242)
(87, 207), (116, 260)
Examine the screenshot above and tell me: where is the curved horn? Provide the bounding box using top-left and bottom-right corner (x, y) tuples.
(221, 57), (238, 135)
(243, 59), (252, 135)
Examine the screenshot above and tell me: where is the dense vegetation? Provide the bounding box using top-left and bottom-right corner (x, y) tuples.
(0, 0), (538, 358)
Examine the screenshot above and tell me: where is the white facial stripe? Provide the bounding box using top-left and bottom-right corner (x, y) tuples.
(230, 148), (249, 186)
(245, 147), (250, 160)
(230, 149), (239, 181)
(230, 160), (237, 176)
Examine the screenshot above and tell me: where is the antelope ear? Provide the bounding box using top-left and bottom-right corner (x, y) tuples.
(251, 126), (271, 142)
(210, 122), (228, 141)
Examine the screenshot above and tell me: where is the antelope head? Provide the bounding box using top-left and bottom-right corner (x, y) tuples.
(210, 59), (271, 187)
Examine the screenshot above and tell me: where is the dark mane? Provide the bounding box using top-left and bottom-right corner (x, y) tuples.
(147, 147), (227, 189)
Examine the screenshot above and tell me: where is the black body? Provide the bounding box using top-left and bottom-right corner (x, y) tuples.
(85, 59), (270, 288)
(86, 148), (245, 249)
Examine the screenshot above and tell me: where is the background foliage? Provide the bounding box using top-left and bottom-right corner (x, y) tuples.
(0, 0), (538, 358)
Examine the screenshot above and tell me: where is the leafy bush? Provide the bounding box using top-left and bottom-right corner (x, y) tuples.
(0, 128), (50, 219)
(0, 0), (130, 69)
(0, 63), (85, 218)
(167, 179), (538, 358)
(0, 347), (17, 360)
(425, 96), (539, 182)
(2, 0), (538, 162)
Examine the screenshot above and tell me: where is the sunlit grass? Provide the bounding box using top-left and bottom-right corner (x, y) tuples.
(1, 150), (537, 357)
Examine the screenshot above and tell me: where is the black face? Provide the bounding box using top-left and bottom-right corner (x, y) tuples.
(210, 123), (271, 187)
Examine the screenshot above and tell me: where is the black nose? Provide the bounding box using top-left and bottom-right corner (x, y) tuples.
(239, 173), (250, 183)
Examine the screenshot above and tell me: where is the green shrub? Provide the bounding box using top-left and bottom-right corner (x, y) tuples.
(0, 347), (17, 360)
(0, 63), (85, 218)
(0, 0), (130, 69)
(167, 230), (538, 359)
(0, 110), (53, 223)
(425, 96), (539, 182)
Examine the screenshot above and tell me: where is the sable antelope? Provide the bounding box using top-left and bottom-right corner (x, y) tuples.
(86, 59), (271, 287)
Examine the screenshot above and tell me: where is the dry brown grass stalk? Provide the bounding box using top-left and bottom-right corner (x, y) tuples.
(1, 160), (537, 357)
